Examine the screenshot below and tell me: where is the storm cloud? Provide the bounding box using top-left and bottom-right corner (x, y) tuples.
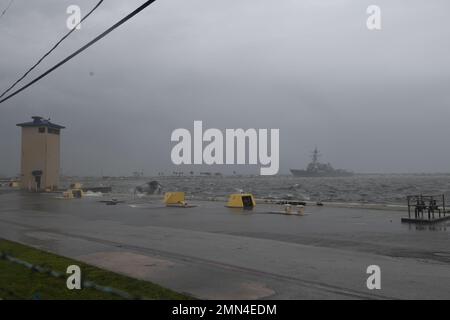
(1, 0), (449, 176)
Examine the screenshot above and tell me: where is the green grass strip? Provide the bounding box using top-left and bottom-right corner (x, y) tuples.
(0, 238), (192, 300)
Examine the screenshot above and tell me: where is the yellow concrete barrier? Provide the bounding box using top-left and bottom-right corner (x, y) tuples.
(63, 191), (73, 199)
(62, 182), (84, 199)
(226, 194), (256, 209)
(63, 188), (83, 199)
(164, 192), (186, 206)
(9, 181), (20, 188)
(70, 182), (83, 189)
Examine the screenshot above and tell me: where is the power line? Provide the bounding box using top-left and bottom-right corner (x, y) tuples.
(0, 0), (104, 100)
(0, 0), (15, 20)
(0, 0), (158, 105)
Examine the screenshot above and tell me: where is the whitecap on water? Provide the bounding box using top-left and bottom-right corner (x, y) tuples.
(84, 191), (103, 197)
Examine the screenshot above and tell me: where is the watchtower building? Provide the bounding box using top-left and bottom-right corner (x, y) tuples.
(16, 116), (65, 191)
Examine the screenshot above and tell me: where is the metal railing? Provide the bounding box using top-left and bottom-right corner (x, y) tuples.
(407, 194), (447, 220)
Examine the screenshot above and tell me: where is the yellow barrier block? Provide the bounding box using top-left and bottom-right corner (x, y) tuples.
(164, 192), (186, 206)
(63, 189), (83, 199)
(63, 191), (73, 199)
(9, 181), (20, 188)
(70, 182), (83, 189)
(226, 194), (256, 209)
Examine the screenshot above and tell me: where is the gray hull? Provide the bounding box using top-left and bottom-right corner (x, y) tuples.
(290, 169), (354, 177)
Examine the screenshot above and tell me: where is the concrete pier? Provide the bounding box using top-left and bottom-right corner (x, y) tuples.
(0, 191), (449, 299)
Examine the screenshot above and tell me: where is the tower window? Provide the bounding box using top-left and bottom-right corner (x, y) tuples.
(48, 128), (60, 135)
(38, 127), (46, 133)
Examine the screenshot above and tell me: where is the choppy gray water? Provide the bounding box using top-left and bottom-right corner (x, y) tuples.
(64, 174), (450, 205)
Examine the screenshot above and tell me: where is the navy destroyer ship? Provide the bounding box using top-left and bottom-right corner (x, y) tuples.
(290, 148), (353, 177)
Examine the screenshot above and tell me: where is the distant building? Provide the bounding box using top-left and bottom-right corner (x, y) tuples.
(16, 116), (65, 191)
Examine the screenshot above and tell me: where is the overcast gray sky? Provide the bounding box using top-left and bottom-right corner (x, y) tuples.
(1, 0), (449, 176)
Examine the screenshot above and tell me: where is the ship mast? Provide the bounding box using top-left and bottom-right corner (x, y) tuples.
(311, 147), (321, 164)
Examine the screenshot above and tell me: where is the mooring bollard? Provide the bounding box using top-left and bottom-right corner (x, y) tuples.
(284, 204), (292, 214)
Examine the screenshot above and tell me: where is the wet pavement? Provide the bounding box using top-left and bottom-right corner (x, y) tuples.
(0, 191), (449, 299)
